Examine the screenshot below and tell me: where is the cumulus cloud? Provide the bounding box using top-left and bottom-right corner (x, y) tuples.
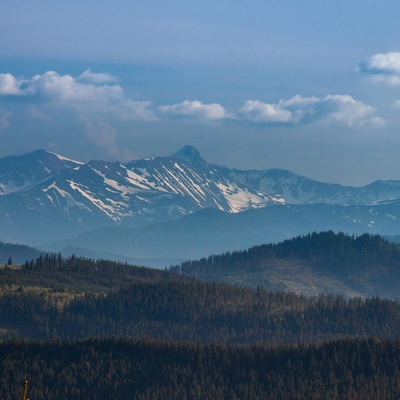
(0, 71), (155, 121)
(0, 70), (157, 158)
(240, 96), (319, 124)
(359, 52), (400, 85)
(0, 73), (25, 95)
(159, 100), (231, 121)
(240, 95), (383, 127)
(322, 95), (385, 127)
(240, 100), (293, 123)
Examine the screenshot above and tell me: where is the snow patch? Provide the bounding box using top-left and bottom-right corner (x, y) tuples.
(0, 179), (33, 195)
(43, 182), (91, 211)
(215, 181), (269, 213)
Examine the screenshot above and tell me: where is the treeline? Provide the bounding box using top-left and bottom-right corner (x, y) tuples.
(2, 336), (400, 399)
(4, 278), (400, 343)
(0, 253), (182, 294)
(172, 231), (400, 286)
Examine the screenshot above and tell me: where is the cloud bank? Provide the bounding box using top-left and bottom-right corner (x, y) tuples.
(0, 70), (384, 129)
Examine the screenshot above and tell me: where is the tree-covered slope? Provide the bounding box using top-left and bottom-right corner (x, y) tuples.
(2, 253), (400, 343)
(172, 231), (400, 297)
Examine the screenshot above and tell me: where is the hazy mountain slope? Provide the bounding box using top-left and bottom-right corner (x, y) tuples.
(48, 200), (400, 266)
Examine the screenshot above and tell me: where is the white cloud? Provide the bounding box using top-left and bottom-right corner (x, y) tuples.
(0, 109), (12, 132)
(78, 69), (117, 84)
(0, 73), (24, 95)
(240, 100), (293, 123)
(240, 96), (320, 124)
(322, 95), (385, 127)
(159, 100), (231, 121)
(360, 52), (400, 85)
(240, 95), (383, 127)
(0, 70), (156, 158)
(0, 71), (155, 121)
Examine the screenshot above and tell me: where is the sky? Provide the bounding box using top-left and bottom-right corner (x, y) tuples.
(1, 1), (400, 185)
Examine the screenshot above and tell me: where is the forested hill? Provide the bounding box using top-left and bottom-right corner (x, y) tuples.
(4, 253), (400, 343)
(172, 231), (400, 297)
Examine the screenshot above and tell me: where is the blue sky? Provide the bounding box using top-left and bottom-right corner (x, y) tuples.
(1, 1), (400, 185)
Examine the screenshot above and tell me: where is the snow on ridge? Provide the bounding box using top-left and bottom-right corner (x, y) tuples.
(49, 151), (84, 165)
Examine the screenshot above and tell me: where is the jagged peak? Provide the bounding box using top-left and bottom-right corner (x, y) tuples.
(172, 145), (207, 167)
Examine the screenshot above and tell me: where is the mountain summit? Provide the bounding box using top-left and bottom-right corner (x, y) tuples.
(172, 145), (207, 167)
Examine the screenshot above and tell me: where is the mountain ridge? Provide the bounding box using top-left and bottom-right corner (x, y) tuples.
(1, 145), (400, 246)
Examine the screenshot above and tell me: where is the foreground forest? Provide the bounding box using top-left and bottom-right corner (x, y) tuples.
(2, 232), (400, 398)
(2, 337), (400, 400)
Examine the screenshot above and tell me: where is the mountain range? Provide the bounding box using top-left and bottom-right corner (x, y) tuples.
(1, 145), (400, 264)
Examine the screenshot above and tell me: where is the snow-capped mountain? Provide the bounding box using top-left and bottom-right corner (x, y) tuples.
(1, 145), (400, 245)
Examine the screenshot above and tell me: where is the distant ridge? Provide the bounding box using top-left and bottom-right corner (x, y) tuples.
(1, 146), (400, 249)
